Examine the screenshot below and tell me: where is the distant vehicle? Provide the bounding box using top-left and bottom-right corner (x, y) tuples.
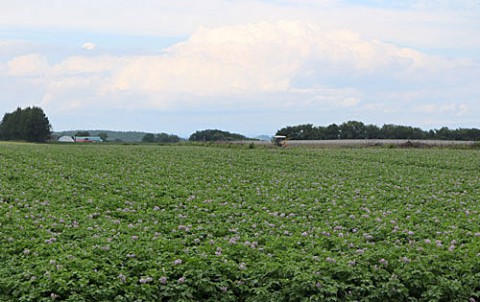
(272, 135), (287, 147)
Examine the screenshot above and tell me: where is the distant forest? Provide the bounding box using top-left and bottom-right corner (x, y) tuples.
(276, 121), (480, 141)
(5, 105), (477, 143)
(52, 123), (480, 143)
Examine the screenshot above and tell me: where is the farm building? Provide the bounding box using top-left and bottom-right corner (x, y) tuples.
(74, 136), (103, 143)
(58, 136), (75, 143)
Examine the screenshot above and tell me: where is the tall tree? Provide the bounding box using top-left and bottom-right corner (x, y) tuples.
(25, 107), (52, 142)
(0, 106), (51, 142)
(325, 124), (340, 139)
(339, 121), (367, 139)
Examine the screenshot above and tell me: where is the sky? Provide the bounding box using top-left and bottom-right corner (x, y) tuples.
(0, 0), (479, 137)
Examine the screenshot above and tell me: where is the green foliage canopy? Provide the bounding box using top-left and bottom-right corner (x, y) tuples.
(189, 129), (249, 142)
(0, 106), (52, 142)
(142, 132), (181, 143)
(2, 144), (480, 301)
(277, 121), (480, 141)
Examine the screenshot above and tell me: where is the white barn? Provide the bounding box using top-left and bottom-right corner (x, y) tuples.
(58, 136), (75, 143)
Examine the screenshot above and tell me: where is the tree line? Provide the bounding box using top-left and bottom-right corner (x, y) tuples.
(3, 106), (479, 143)
(0, 107), (52, 142)
(189, 129), (249, 142)
(276, 121), (480, 141)
(142, 132), (181, 143)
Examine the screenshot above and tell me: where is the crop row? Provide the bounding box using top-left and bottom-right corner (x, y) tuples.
(1, 143), (480, 301)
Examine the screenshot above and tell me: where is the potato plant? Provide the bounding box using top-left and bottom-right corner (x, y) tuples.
(1, 143), (480, 301)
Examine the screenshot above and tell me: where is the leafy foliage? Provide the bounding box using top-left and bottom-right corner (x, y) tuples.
(0, 107), (52, 142)
(142, 133), (181, 143)
(1, 144), (480, 301)
(277, 121), (480, 141)
(189, 129), (250, 142)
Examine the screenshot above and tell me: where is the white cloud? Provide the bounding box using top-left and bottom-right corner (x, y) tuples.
(112, 34), (295, 95)
(82, 42), (96, 50)
(6, 54), (49, 76)
(109, 21), (453, 100)
(3, 21), (473, 113)
(0, 0), (477, 52)
(2, 18), (478, 132)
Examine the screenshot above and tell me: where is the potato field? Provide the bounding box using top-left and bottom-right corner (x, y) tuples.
(1, 143), (480, 301)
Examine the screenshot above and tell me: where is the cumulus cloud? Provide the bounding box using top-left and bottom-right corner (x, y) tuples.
(2, 0), (477, 52)
(0, 1), (478, 132)
(7, 54), (49, 76)
(110, 21), (448, 99)
(2, 21), (476, 121)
